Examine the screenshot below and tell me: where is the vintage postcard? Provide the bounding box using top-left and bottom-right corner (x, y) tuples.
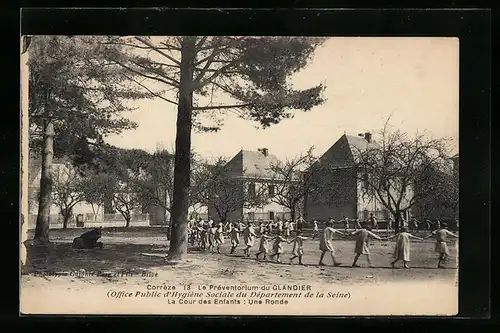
(20, 36), (459, 316)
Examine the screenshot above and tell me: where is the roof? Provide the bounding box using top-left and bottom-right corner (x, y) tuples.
(314, 134), (380, 169)
(345, 135), (380, 155)
(225, 149), (280, 179)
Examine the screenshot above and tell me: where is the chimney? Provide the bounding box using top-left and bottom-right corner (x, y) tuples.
(364, 132), (372, 143)
(259, 148), (269, 157)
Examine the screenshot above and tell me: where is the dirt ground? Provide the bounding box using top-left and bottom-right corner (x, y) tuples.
(21, 227), (458, 288)
(20, 228), (459, 315)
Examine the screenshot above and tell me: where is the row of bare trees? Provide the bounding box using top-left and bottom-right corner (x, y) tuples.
(45, 147), (175, 228)
(39, 145), (318, 230)
(43, 126), (458, 233)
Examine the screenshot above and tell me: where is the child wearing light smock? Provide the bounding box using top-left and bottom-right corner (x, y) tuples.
(289, 230), (308, 265)
(229, 224), (241, 254)
(214, 222), (225, 253)
(312, 220), (319, 239)
(387, 226), (424, 269)
(255, 230), (273, 260)
(318, 221), (347, 266)
(242, 223), (257, 257)
(350, 225), (382, 268)
(424, 223), (459, 268)
(284, 220), (290, 239)
(269, 232), (287, 263)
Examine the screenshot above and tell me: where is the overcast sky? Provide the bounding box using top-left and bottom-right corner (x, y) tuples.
(106, 37), (459, 161)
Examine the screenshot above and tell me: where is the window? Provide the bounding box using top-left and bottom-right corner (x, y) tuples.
(269, 211), (275, 221)
(248, 212), (255, 221)
(268, 184), (275, 197)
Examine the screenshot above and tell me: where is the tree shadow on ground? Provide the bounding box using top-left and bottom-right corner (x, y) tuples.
(23, 241), (169, 275)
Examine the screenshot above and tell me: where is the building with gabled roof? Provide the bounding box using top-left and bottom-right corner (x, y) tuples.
(207, 148), (292, 223)
(224, 148), (280, 179)
(313, 133), (380, 169)
(304, 132), (411, 223)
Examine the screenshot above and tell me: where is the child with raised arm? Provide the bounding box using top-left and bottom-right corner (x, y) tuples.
(242, 223), (257, 257)
(199, 225), (208, 250)
(342, 215), (350, 232)
(208, 223), (217, 253)
(237, 219), (245, 231)
(350, 224), (383, 268)
(255, 229), (273, 261)
(296, 215), (306, 231)
(369, 213), (379, 231)
(269, 231), (287, 263)
(311, 219), (319, 239)
(424, 223), (459, 268)
(353, 217), (362, 230)
(289, 230), (309, 265)
(318, 221), (347, 266)
(213, 222), (225, 254)
(229, 223), (241, 254)
(258, 222), (265, 236)
(267, 221), (274, 234)
(387, 226), (424, 269)
(277, 219), (284, 234)
(283, 220), (290, 239)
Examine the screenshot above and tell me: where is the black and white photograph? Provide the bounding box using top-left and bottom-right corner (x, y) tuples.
(20, 35), (459, 315)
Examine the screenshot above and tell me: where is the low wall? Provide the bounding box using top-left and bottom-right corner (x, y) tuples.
(78, 220), (150, 228)
(26, 218), (150, 230)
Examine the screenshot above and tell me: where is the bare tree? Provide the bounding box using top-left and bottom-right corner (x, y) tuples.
(52, 164), (84, 229)
(353, 121), (452, 232)
(268, 147), (317, 221)
(80, 171), (116, 216)
(112, 182), (142, 228)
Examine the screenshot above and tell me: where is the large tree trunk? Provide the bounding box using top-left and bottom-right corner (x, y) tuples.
(62, 210), (71, 229)
(33, 119), (54, 243)
(394, 209), (401, 234)
(290, 205), (296, 223)
(167, 37), (196, 261)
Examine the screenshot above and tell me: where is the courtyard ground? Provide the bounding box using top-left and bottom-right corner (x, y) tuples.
(20, 227), (458, 315)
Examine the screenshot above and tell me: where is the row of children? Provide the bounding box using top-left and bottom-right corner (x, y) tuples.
(310, 214), (457, 234)
(187, 218), (458, 269)
(187, 219), (293, 256)
(187, 217), (303, 247)
(315, 221), (458, 269)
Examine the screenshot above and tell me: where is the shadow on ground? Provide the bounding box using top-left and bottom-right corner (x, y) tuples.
(23, 241), (169, 275)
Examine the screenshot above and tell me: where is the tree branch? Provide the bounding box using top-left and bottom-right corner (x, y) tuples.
(195, 61), (239, 89)
(111, 59), (180, 89)
(195, 36), (209, 51)
(124, 74), (178, 106)
(134, 37), (181, 66)
(192, 103), (251, 111)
